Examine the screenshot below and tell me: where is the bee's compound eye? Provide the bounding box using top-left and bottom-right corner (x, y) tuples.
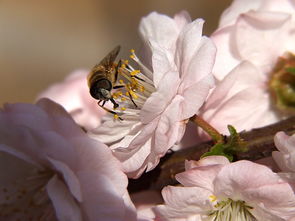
(90, 79), (112, 100)
(96, 79), (112, 90)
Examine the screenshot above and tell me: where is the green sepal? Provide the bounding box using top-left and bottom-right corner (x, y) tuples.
(201, 125), (247, 162)
(285, 67), (295, 75)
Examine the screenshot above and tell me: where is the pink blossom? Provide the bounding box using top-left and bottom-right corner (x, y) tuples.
(37, 70), (106, 131)
(199, 0), (295, 135)
(273, 131), (295, 173)
(154, 156), (295, 221)
(89, 11), (216, 178)
(0, 98), (136, 221)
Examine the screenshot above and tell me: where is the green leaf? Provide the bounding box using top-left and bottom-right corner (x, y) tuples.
(200, 125), (247, 162)
(285, 67), (295, 75)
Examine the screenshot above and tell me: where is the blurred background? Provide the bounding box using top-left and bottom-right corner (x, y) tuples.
(0, 0), (232, 105)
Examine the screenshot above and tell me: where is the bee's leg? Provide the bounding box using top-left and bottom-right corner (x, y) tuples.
(113, 85), (124, 89)
(98, 100), (106, 107)
(98, 102), (122, 120)
(110, 98), (119, 109)
(128, 92), (138, 108)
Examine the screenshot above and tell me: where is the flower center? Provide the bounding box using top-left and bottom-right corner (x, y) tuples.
(0, 168), (56, 220)
(208, 197), (256, 221)
(269, 52), (295, 114)
(109, 49), (156, 120)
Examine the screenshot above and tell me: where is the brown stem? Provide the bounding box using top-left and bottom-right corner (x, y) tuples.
(128, 116), (295, 193)
(190, 114), (224, 143)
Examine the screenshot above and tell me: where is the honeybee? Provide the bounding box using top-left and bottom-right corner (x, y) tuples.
(88, 45), (122, 109)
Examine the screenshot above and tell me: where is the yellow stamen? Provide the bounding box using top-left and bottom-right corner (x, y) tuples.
(209, 195), (217, 202)
(130, 49), (135, 53)
(129, 90), (138, 99)
(130, 70), (140, 76)
(121, 107), (126, 111)
(113, 114), (119, 120)
(124, 59), (129, 64)
(130, 54), (135, 59)
(119, 79), (124, 84)
(121, 97), (126, 101)
(121, 64), (126, 69)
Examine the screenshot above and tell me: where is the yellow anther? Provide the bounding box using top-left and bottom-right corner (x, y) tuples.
(130, 49), (135, 53)
(130, 70), (140, 76)
(119, 79), (124, 84)
(209, 195), (217, 202)
(129, 90), (138, 99)
(114, 114), (119, 120)
(139, 86), (145, 92)
(121, 64), (126, 69)
(121, 107), (126, 111)
(130, 54), (135, 59)
(121, 97), (126, 101)
(124, 59), (129, 64)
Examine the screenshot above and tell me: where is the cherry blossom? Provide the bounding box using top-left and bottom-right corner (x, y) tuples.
(37, 70), (106, 131)
(89, 11), (216, 178)
(0, 98), (136, 221)
(154, 156), (295, 221)
(199, 0), (295, 135)
(273, 131), (295, 172)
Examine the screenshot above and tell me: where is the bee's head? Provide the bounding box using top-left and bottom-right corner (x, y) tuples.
(90, 79), (112, 100)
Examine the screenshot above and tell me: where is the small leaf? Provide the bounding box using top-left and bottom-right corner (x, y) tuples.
(285, 67), (295, 75)
(200, 125), (247, 162)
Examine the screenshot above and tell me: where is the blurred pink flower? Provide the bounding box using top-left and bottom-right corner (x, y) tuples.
(199, 0), (295, 135)
(0, 98), (136, 221)
(273, 131), (295, 172)
(89, 11), (216, 178)
(154, 156), (295, 221)
(37, 70), (106, 131)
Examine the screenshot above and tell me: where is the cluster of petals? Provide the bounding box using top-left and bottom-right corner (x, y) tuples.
(273, 131), (295, 173)
(199, 0), (295, 135)
(90, 11), (216, 178)
(154, 156), (295, 221)
(38, 70), (106, 131)
(0, 98), (136, 221)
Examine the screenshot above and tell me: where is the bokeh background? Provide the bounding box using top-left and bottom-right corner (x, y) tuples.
(0, 0), (232, 105)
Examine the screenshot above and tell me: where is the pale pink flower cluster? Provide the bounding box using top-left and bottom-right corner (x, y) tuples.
(154, 155), (295, 221)
(199, 0), (295, 135)
(0, 99), (136, 221)
(89, 11), (216, 178)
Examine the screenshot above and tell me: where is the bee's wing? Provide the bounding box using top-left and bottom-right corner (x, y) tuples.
(95, 45), (121, 69)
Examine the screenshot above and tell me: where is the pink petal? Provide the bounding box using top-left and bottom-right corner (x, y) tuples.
(234, 11), (292, 73)
(154, 186), (212, 219)
(47, 175), (82, 221)
(173, 10), (192, 29)
(141, 71), (180, 124)
(211, 26), (240, 80)
(47, 157), (82, 202)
